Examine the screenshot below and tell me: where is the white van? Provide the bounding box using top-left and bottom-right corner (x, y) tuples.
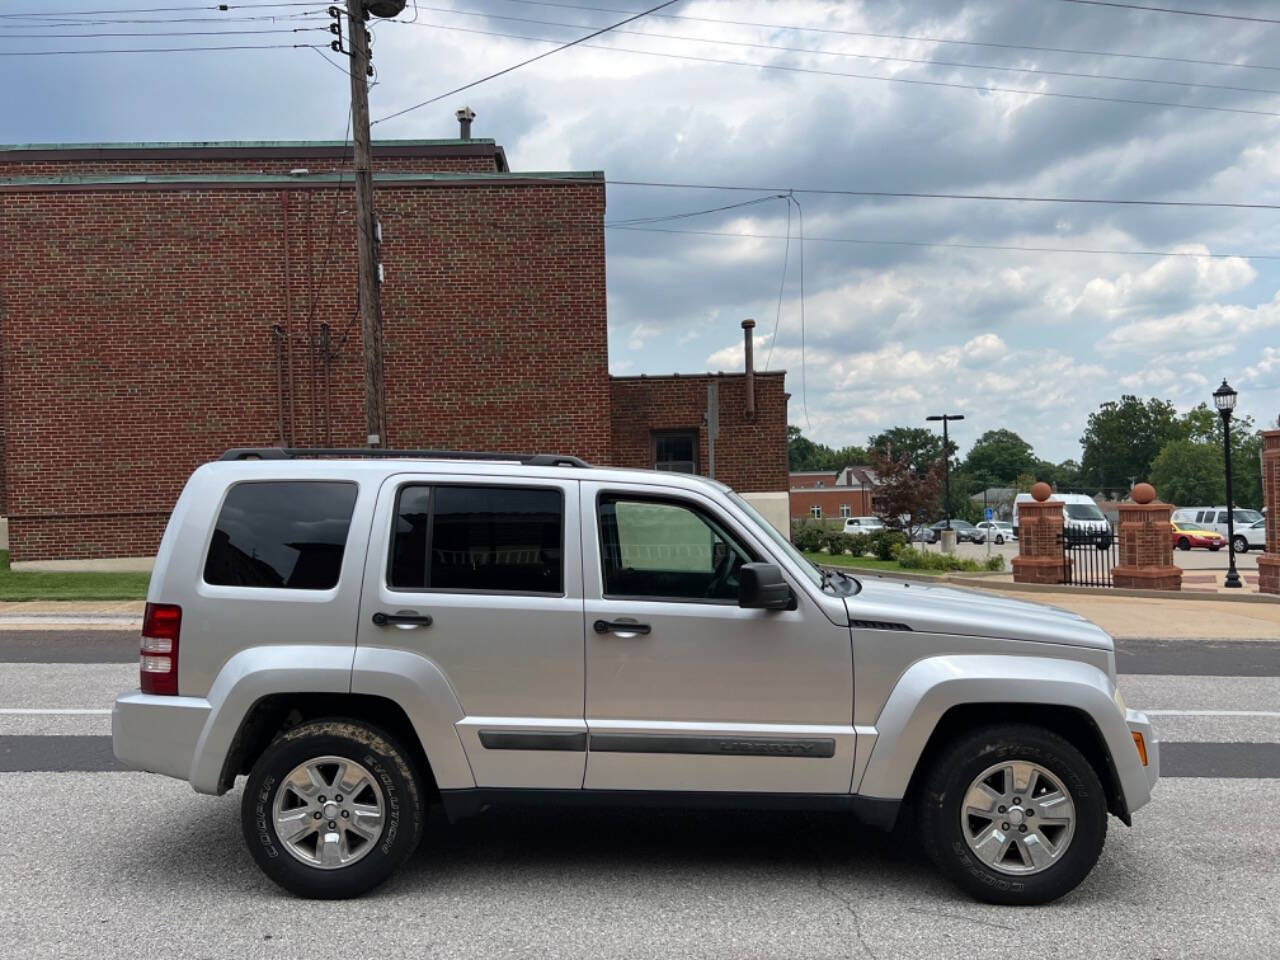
(1170, 506), (1265, 552)
(1013, 492), (1113, 544)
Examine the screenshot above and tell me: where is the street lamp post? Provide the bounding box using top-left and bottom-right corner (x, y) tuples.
(926, 414), (965, 529)
(1214, 379), (1243, 590)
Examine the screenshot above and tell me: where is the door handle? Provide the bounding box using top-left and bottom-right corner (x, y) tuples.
(372, 611), (434, 628)
(593, 618), (651, 636)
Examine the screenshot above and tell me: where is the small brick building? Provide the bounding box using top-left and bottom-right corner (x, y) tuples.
(0, 137), (787, 563)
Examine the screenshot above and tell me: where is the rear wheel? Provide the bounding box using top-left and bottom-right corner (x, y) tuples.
(1233, 536), (1249, 554)
(241, 719), (424, 899)
(918, 724), (1107, 905)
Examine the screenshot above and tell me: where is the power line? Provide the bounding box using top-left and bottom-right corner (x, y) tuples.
(388, 20), (1280, 120)
(764, 197), (791, 374)
(0, 27), (324, 37)
(371, 0), (684, 124)
(606, 223), (1280, 261)
(413, 5), (1280, 96)
(591, 177), (1280, 211)
(482, 0), (1280, 73)
(0, 2), (327, 16)
(605, 193), (785, 226)
(0, 12), (321, 26)
(0, 41), (321, 54)
(1052, 0), (1280, 24)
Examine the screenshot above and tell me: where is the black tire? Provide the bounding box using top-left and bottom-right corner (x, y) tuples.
(1209, 544), (1221, 552)
(995, 535), (1005, 545)
(918, 724), (1107, 906)
(1233, 536), (1248, 554)
(1177, 537), (1191, 551)
(241, 719), (424, 899)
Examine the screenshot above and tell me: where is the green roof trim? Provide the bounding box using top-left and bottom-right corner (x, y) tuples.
(0, 170), (603, 187)
(0, 139), (497, 152)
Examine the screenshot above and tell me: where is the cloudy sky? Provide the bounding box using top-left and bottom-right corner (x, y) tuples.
(4, 0), (1279, 460)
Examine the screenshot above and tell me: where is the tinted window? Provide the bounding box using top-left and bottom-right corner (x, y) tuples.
(204, 481), (357, 590)
(389, 485), (563, 594)
(599, 496), (752, 601)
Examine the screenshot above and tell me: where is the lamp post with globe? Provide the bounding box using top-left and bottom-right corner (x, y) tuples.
(1214, 379), (1243, 589)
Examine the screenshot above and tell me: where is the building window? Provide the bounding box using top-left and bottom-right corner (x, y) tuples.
(652, 431), (698, 473)
(809, 505), (822, 519)
(839, 504), (851, 518)
(204, 481), (358, 590)
(817, 480), (825, 487)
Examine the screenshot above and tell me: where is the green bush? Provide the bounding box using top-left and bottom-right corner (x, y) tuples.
(869, 530), (907, 561)
(791, 522), (828, 553)
(894, 547), (994, 573)
(984, 554), (1006, 571)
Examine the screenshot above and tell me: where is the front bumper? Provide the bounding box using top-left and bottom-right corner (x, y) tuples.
(1125, 708), (1160, 808)
(112, 691), (211, 784)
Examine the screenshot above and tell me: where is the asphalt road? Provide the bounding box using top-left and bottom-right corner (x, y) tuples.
(3, 629), (1279, 959)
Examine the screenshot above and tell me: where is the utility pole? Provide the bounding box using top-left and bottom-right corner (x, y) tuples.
(344, 0), (386, 447)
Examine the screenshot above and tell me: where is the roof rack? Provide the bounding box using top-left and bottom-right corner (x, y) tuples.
(218, 447), (592, 468)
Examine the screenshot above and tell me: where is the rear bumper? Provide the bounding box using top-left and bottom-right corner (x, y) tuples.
(112, 691), (211, 784)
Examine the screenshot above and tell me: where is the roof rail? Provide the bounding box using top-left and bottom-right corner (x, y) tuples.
(218, 447), (592, 468)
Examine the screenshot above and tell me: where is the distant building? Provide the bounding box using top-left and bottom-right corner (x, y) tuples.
(789, 465), (878, 521)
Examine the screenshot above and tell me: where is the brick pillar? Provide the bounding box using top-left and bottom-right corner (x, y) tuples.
(1259, 428), (1280, 595)
(1012, 482), (1068, 584)
(1112, 483), (1181, 591)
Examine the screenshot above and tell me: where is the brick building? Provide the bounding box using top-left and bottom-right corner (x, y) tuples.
(0, 137), (787, 563)
(788, 468), (876, 522)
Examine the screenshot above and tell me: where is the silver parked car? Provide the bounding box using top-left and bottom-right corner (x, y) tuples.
(114, 448), (1158, 905)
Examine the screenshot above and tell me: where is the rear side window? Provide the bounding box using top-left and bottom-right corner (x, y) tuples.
(204, 481), (358, 590)
(389, 485), (563, 594)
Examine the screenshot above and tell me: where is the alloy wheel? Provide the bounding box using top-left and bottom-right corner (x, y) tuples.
(961, 760), (1076, 876)
(271, 755), (386, 869)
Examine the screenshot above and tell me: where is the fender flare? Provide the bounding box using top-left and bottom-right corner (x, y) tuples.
(854, 654), (1149, 813)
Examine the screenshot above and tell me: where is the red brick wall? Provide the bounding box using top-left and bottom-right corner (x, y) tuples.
(0, 171), (607, 560)
(788, 488), (874, 521)
(790, 472), (840, 490)
(608, 373), (788, 494)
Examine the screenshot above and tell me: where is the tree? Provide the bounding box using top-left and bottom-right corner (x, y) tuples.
(787, 426), (867, 472)
(867, 426), (955, 476)
(962, 429), (1037, 485)
(868, 448), (943, 531)
(1079, 396), (1182, 489)
(1148, 440), (1224, 506)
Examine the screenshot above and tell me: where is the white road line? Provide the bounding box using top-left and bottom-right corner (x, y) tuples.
(0, 709), (112, 716)
(1146, 709), (1280, 718)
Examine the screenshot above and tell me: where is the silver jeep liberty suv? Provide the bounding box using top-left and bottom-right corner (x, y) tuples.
(113, 448), (1158, 904)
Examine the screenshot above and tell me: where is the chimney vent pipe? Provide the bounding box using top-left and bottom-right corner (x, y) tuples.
(742, 318), (756, 418)
(455, 106), (476, 139)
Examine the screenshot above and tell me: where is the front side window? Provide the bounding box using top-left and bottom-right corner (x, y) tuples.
(599, 496), (753, 601)
(653, 431), (698, 473)
(389, 485), (563, 594)
(204, 481), (358, 590)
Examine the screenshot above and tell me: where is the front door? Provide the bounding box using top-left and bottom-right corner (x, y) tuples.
(581, 481), (854, 794)
(355, 472), (586, 789)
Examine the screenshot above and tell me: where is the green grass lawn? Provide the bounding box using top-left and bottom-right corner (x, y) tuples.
(801, 552), (949, 577)
(0, 550), (151, 602)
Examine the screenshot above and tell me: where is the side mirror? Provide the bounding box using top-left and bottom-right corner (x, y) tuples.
(738, 563), (793, 610)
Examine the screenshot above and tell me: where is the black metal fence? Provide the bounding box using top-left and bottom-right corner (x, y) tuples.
(1059, 529), (1118, 588)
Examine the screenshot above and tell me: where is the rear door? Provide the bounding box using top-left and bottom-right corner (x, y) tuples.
(355, 472), (586, 789)
(580, 480), (854, 794)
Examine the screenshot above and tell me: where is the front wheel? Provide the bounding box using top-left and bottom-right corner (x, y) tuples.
(918, 724), (1107, 905)
(1233, 536), (1249, 554)
(995, 535), (1005, 545)
(241, 719), (424, 899)
(1177, 537), (1191, 551)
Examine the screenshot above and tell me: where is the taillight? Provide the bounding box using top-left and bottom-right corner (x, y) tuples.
(140, 602), (182, 695)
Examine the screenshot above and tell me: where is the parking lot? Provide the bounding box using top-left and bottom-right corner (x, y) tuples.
(937, 539), (1260, 574)
(4, 624), (1280, 959)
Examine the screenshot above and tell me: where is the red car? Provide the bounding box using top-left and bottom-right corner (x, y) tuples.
(1170, 521), (1224, 551)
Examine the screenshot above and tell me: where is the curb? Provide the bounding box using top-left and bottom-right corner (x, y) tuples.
(946, 576), (1280, 604)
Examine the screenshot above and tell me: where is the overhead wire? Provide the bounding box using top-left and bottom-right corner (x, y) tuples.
(0, 2), (329, 16)
(0, 41), (322, 53)
(480, 0), (1280, 73)
(405, 5), (1280, 96)
(378, 20), (1280, 120)
(764, 197), (792, 374)
(371, 0), (685, 124)
(0, 27), (325, 37)
(1051, 0), (1280, 24)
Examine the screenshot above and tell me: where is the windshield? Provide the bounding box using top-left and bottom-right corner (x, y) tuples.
(727, 491), (823, 588)
(1235, 510), (1263, 524)
(1065, 504), (1105, 521)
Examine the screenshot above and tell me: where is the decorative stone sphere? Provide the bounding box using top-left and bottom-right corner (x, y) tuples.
(1131, 482), (1156, 505)
(1031, 482), (1052, 502)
